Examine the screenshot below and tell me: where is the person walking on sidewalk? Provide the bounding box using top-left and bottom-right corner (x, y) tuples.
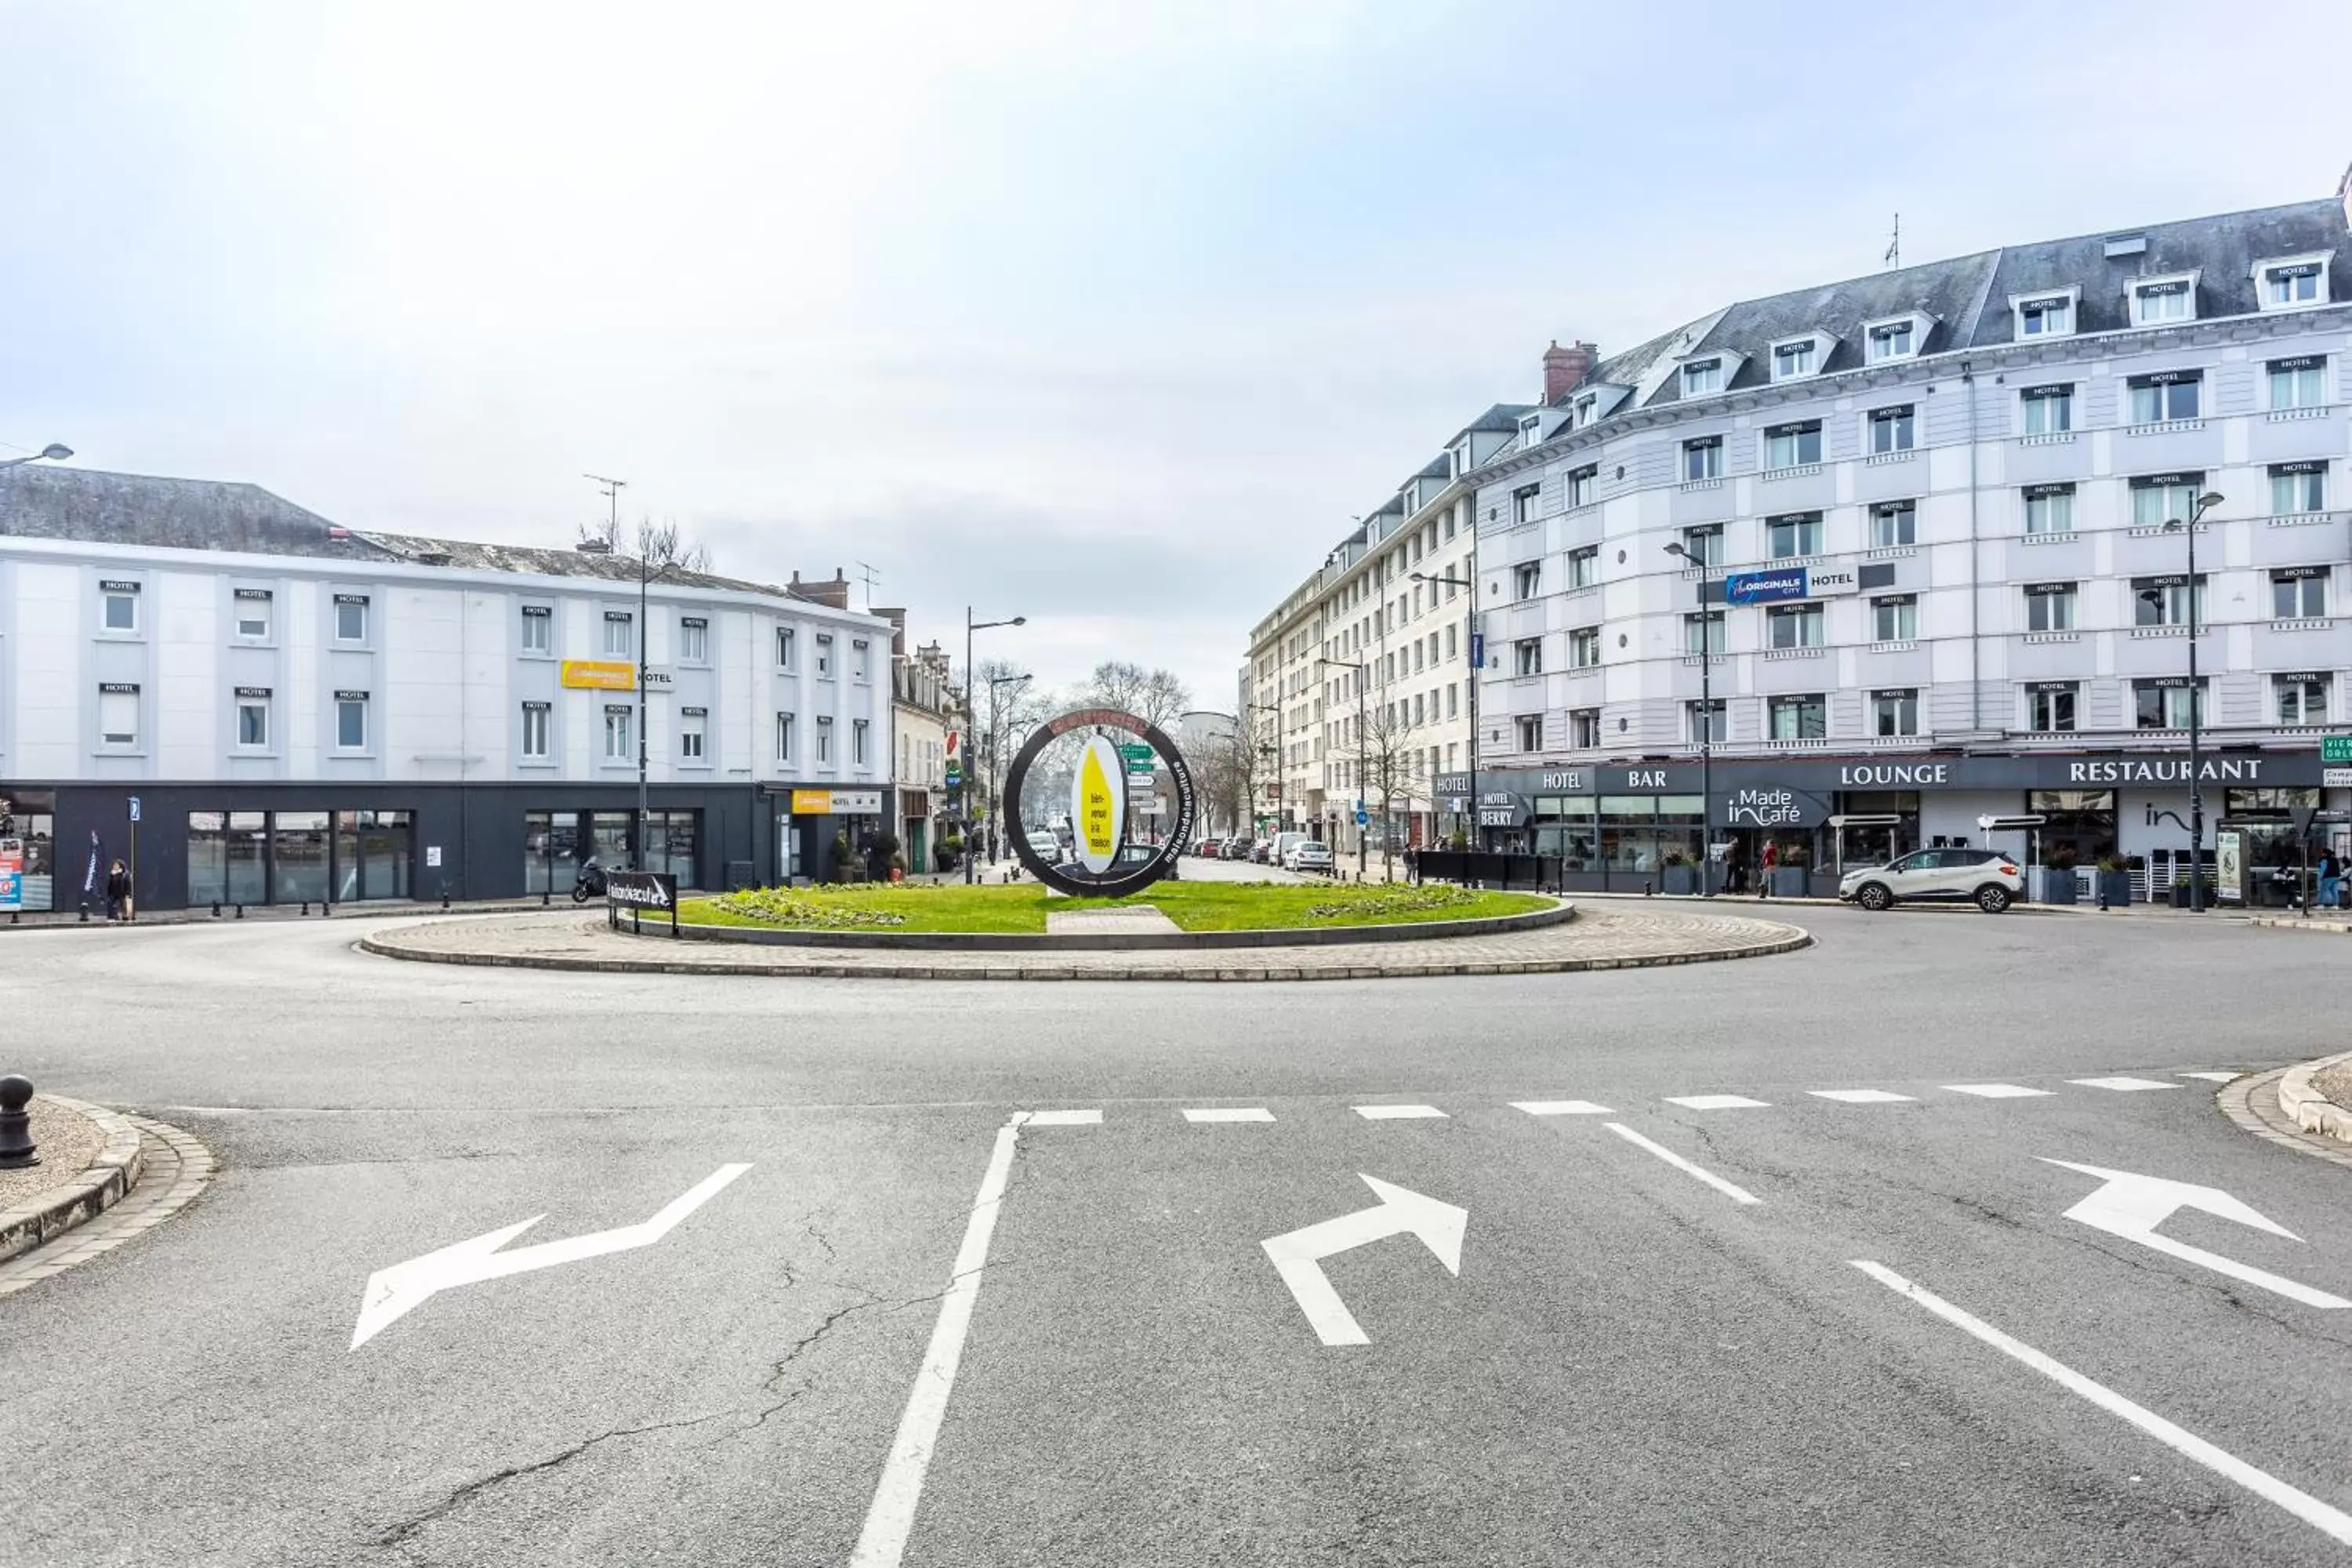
(103, 858), (132, 922)
(2321, 847), (2343, 912)
(1759, 840), (1778, 901)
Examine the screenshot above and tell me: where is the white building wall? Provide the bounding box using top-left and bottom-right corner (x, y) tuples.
(13, 563), (80, 777)
(154, 570), (216, 779)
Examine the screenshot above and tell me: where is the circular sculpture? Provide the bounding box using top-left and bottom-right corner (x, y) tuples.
(1001, 707), (1196, 898)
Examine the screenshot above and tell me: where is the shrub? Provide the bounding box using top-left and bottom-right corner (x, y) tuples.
(709, 887), (907, 927)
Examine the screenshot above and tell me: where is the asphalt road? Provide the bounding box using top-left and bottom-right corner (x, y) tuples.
(2, 902), (2349, 1566)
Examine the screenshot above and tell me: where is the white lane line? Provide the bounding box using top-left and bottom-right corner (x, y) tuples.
(1851, 1260), (2352, 1548)
(1182, 1107), (1276, 1123)
(2180, 1071), (2240, 1083)
(2070, 1076), (2180, 1093)
(1943, 1083), (2055, 1099)
(1353, 1105), (1448, 1120)
(1809, 1089), (1917, 1104)
(1663, 1094), (1771, 1111)
(1603, 1123), (1762, 1206)
(851, 1110), (1087, 1566)
(1512, 1100), (1615, 1116)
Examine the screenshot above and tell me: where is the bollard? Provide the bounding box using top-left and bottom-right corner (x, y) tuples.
(211, 901), (221, 919)
(0, 1075), (38, 1169)
(542, 888), (551, 908)
(236, 903), (245, 919)
(300, 901), (310, 916)
(441, 891), (452, 910)
(78, 902), (89, 924)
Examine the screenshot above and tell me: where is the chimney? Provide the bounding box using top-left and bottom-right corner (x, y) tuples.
(2339, 159), (2352, 230)
(1542, 339), (1597, 406)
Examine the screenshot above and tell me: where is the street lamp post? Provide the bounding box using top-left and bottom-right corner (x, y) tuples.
(1664, 539), (1717, 897)
(2167, 492), (2227, 913)
(986, 671), (1031, 867)
(1314, 656), (1369, 880)
(1410, 557), (1480, 855)
(0, 444), (73, 470)
(1248, 701), (1283, 843)
(964, 608), (1027, 883)
(576, 521), (673, 876)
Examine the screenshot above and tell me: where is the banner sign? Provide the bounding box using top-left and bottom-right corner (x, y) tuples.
(605, 870), (679, 937)
(1726, 566), (1857, 604)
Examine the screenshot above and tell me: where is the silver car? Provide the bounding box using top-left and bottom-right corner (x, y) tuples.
(1840, 848), (2024, 913)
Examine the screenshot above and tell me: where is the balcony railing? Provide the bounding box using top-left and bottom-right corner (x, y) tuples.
(2266, 509), (2343, 528)
(2017, 431), (2078, 447)
(2124, 417), (2207, 436)
(1761, 463), (1824, 481)
(2266, 405), (2332, 423)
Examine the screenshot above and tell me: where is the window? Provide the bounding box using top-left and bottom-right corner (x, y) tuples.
(600, 703), (634, 760)
(852, 639), (870, 680)
(1684, 611), (1725, 655)
(679, 707), (706, 760)
(1515, 637), (1544, 676)
(680, 617), (709, 663)
(2132, 575), (2205, 626)
(1871, 595), (1916, 642)
(1869, 501), (1916, 548)
(2278, 673), (2331, 725)
(1872, 689), (1918, 737)
(1573, 392), (1598, 426)
(1514, 485), (1541, 524)
(100, 582), (139, 632)
(853, 718), (869, 764)
(1772, 339), (1816, 380)
(1446, 684), (1459, 719)
(1769, 694), (1827, 740)
(2128, 373), (2200, 424)
(602, 610), (632, 657)
(1568, 546), (1599, 588)
(776, 626), (797, 668)
(1766, 603), (1824, 648)
(336, 594), (369, 643)
(2025, 583), (2077, 632)
(1682, 437), (1723, 481)
(1767, 513), (1822, 558)
(1681, 358), (1722, 396)
(235, 690), (270, 748)
(1687, 699), (1725, 744)
(775, 712), (794, 762)
(521, 605), (552, 653)
(1570, 709), (1601, 748)
(1409, 693), (1422, 728)
(336, 691), (368, 750)
(2261, 260), (2327, 308)
(2131, 276), (2195, 325)
(2017, 296), (2072, 337)
(2272, 463), (2327, 516)
(1566, 465), (1597, 508)
(1867, 320), (1915, 361)
(1867, 405), (1915, 454)
(1568, 626), (1601, 668)
(1445, 625), (1457, 659)
(1764, 422), (1821, 470)
(2021, 385), (2073, 435)
(97, 684), (139, 746)
(1514, 561), (1542, 600)
(2269, 358), (2326, 409)
(2134, 679), (2205, 730)
(521, 702), (550, 759)
(1680, 525), (1722, 567)
(2272, 568), (2327, 619)
(2130, 474), (2203, 528)
(815, 634), (833, 677)
(1515, 715), (1544, 751)
(815, 716), (833, 763)
(1517, 414), (1543, 447)
(2024, 485), (2076, 535)
(2028, 684), (2078, 733)
(234, 590), (272, 640)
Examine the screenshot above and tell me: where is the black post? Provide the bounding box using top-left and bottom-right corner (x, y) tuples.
(1700, 549), (1715, 896)
(2187, 514), (2204, 914)
(0, 1075), (38, 1168)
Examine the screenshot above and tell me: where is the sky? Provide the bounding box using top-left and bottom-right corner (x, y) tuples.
(4, 0), (2350, 710)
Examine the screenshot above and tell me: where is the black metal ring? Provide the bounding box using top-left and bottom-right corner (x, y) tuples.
(1000, 707), (1196, 898)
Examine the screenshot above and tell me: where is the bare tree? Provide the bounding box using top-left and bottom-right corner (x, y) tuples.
(577, 514), (713, 575)
(1190, 715), (1258, 837)
(1078, 660), (1191, 733)
(1341, 698), (1431, 880)
(975, 658), (1057, 846)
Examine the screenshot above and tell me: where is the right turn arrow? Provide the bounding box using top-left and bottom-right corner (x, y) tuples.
(1261, 1174), (1468, 1347)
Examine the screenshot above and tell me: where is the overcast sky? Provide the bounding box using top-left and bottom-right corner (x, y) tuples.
(4, 1), (2348, 707)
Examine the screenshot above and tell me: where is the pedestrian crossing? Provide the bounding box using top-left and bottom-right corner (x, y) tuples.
(1143, 1069), (2240, 1127)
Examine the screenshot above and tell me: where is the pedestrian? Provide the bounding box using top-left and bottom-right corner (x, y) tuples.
(2321, 847), (2343, 913)
(1759, 840), (1778, 901)
(104, 858), (132, 923)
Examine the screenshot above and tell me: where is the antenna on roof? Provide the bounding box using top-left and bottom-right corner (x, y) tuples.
(854, 561), (880, 609)
(1883, 213), (1901, 270)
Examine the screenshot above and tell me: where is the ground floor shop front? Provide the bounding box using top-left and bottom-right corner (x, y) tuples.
(1435, 745), (2337, 899)
(0, 780), (897, 913)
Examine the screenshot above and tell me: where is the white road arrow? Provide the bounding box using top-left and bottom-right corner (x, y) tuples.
(351, 1163), (753, 1349)
(1261, 1174), (1467, 1346)
(2042, 1159), (2350, 1310)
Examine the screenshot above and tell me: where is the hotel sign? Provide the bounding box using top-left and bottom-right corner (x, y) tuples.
(559, 661), (674, 691)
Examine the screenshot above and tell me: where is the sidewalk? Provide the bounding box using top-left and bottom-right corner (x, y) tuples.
(0, 895), (570, 932)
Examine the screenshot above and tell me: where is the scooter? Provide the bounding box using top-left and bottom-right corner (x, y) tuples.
(572, 856), (609, 903)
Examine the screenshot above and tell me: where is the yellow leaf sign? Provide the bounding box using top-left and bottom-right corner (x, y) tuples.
(1072, 735), (1126, 873)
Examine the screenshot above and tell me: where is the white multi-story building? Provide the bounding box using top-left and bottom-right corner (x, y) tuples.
(0, 465), (895, 910)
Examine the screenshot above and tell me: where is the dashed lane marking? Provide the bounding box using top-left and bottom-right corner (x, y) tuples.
(1942, 1083), (2056, 1099)
(1181, 1108), (1276, 1123)
(1663, 1094), (1772, 1112)
(2179, 1072), (2240, 1083)
(2069, 1076), (2180, 1093)
(1025, 1109), (1103, 1126)
(1352, 1104), (1450, 1120)
(1604, 1123), (1763, 1205)
(1511, 1100), (1615, 1116)
(1808, 1089), (1917, 1104)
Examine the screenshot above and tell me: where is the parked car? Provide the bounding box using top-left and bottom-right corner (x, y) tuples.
(1839, 848), (2023, 913)
(1284, 840), (1334, 874)
(1222, 839), (1255, 861)
(1195, 838), (1222, 858)
(1250, 837), (1275, 863)
(1271, 832), (1312, 866)
(1025, 829), (1067, 867)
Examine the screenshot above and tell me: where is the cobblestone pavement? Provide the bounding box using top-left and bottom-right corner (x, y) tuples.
(359, 904), (1811, 980)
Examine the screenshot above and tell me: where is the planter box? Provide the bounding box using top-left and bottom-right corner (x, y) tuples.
(2031, 868), (2079, 905)
(1771, 866), (1811, 898)
(2096, 872), (2132, 907)
(1662, 866), (1698, 895)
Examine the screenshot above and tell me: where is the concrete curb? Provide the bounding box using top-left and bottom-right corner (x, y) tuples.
(0, 1096), (146, 1265)
(2275, 1051), (2352, 1143)
(359, 915), (1813, 982)
(2244, 916), (2352, 935)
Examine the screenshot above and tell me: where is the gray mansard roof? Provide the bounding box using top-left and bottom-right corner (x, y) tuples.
(0, 464), (772, 596)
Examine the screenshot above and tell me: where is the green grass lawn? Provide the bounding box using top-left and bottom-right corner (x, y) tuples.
(678, 880), (1552, 935)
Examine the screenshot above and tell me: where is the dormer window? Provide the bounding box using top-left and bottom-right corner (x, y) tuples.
(2129, 271), (2198, 327)
(1517, 414), (1544, 448)
(1573, 392), (1598, 426)
(1450, 440), (1472, 477)
(1681, 358), (1724, 396)
(2256, 253), (2332, 311)
(1772, 339), (1816, 380)
(1865, 318), (1921, 363)
(2013, 289), (2077, 339)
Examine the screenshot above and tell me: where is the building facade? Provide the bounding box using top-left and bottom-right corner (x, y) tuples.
(1251, 180), (2352, 895)
(0, 466), (895, 912)
(890, 630), (954, 872)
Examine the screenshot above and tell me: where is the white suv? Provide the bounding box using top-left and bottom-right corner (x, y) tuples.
(1840, 848), (2024, 913)
(1283, 840), (1334, 874)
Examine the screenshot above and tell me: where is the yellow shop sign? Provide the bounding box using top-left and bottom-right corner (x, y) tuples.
(560, 660), (637, 691)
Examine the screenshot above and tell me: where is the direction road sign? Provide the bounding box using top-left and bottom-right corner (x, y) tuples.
(1119, 742), (1154, 761)
(2324, 736), (2352, 763)
(2326, 768), (2352, 788)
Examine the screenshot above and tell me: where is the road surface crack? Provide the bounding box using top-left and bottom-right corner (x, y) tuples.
(373, 1410), (729, 1549)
